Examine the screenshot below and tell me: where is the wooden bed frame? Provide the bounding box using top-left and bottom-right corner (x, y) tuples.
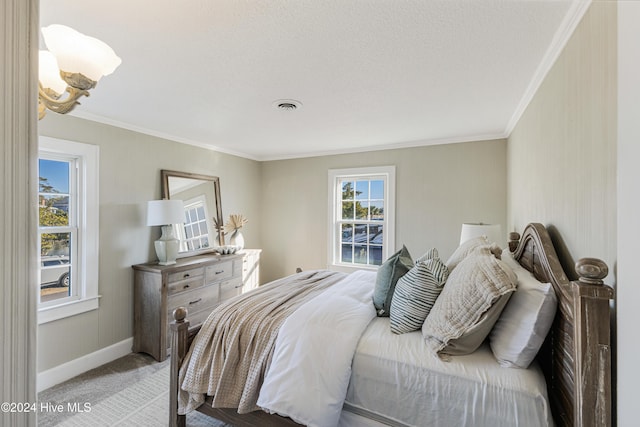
(169, 223), (614, 427)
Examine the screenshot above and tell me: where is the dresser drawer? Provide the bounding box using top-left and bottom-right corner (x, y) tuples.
(168, 267), (204, 284)
(167, 276), (204, 295)
(167, 284), (219, 314)
(205, 260), (233, 283)
(219, 277), (243, 302)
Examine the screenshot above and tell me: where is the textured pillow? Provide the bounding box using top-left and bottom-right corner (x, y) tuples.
(422, 250), (517, 356)
(441, 292), (511, 355)
(489, 249), (558, 368)
(390, 249), (449, 334)
(445, 236), (492, 272)
(373, 245), (413, 317)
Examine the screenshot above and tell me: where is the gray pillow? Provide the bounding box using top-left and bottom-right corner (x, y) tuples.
(441, 292), (511, 355)
(422, 250), (517, 356)
(390, 250), (449, 334)
(373, 245), (413, 317)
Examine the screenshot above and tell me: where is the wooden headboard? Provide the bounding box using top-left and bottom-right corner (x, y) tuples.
(508, 223), (614, 427)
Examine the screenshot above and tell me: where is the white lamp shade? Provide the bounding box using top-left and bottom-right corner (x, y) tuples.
(146, 200), (184, 226)
(38, 50), (67, 94)
(460, 223), (502, 246)
(42, 24), (122, 82)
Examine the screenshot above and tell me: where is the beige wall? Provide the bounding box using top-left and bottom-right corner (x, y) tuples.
(507, 1), (617, 278)
(37, 114), (262, 371)
(260, 139), (507, 283)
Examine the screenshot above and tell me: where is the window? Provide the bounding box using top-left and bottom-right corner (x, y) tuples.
(328, 166), (395, 271)
(38, 137), (99, 324)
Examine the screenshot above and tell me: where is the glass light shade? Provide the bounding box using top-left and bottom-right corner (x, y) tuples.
(38, 50), (67, 94)
(42, 24), (122, 82)
(460, 223), (502, 246)
(146, 200), (185, 226)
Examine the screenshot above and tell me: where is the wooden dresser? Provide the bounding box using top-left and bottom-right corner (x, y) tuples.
(132, 250), (260, 361)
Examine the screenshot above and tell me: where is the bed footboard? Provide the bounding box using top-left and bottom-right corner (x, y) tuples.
(169, 307), (190, 427)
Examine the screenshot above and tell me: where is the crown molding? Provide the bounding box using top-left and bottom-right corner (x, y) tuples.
(505, 0), (592, 136)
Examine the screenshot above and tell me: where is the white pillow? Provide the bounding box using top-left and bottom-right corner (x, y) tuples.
(489, 249), (558, 368)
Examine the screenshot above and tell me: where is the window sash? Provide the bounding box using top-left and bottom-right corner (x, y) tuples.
(328, 166), (395, 271)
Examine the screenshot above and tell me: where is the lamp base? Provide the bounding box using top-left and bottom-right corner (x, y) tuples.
(154, 225), (179, 265)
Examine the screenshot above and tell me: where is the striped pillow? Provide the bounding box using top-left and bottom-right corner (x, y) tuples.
(390, 250), (449, 334)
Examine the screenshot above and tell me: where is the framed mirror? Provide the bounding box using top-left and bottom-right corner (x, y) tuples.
(161, 170), (224, 257)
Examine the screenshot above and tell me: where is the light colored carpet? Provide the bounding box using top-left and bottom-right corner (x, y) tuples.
(57, 366), (225, 427)
(37, 353), (230, 427)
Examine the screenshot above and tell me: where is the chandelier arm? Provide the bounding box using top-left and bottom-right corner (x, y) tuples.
(38, 83), (90, 118)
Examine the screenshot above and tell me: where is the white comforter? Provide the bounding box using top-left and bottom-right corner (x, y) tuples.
(257, 270), (377, 427)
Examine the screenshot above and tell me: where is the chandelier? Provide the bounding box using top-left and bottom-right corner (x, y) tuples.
(38, 25), (121, 119)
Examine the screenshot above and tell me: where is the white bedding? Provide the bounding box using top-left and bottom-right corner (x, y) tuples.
(344, 317), (553, 427)
(258, 270), (377, 427)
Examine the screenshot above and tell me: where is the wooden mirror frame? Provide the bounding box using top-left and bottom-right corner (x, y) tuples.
(161, 170), (224, 256)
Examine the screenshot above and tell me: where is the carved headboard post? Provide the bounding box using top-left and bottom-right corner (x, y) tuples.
(509, 223), (614, 427)
(571, 258), (614, 427)
(508, 231), (520, 252)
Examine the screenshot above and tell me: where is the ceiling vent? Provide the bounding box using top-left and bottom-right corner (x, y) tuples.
(273, 99), (302, 111)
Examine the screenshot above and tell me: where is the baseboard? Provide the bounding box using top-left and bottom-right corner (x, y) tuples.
(37, 337), (134, 392)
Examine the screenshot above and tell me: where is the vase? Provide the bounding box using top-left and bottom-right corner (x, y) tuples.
(229, 229), (245, 250)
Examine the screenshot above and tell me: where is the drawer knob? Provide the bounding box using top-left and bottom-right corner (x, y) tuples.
(183, 284), (190, 290)
(189, 298), (202, 305)
(215, 270), (224, 275)
(183, 273), (190, 278)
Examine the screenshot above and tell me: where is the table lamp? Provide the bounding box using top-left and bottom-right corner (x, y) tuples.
(146, 199), (184, 265)
(460, 223), (502, 246)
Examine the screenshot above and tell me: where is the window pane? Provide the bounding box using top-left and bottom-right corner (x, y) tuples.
(342, 181), (355, 200)
(39, 195), (70, 227)
(39, 159), (70, 193)
(196, 206), (205, 219)
(40, 232), (71, 303)
(370, 180), (384, 199)
(354, 244), (368, 264)
(341, 243), (353, 263)
(355, 201), (369, 220)
(341, 224), (353, 243)
(39, 159), (71, 228)
(342, 201), (354, 220)
(354, 224), (367, 243)
(355, 180), (369, 200)
(369, 246), (383, 265)
(369, 224), (383, 244)
(370, 201), (384, 220)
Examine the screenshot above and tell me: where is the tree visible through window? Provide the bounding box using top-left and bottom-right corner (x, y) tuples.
(38, 159), (74, 304)
(38, 137), (99, 324)
(340, 179), (385, 266)
(329, 166), (395, 270)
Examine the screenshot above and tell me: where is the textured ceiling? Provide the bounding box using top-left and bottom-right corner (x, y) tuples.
(40, 0), (589, 160)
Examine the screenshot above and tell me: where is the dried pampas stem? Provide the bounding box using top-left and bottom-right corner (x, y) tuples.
(223, 214), (248, 233)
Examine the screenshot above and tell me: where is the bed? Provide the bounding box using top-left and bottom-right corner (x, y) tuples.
(168, 223), (613, 427)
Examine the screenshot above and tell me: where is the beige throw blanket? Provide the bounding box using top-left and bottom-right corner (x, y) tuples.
(178, 269), (347, 414)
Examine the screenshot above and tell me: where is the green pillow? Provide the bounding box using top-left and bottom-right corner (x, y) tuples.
(373, 245), (413, 317)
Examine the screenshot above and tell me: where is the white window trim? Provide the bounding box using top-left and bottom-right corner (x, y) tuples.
(327, 166), (396, 273)
(38, 137), (100, 324)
